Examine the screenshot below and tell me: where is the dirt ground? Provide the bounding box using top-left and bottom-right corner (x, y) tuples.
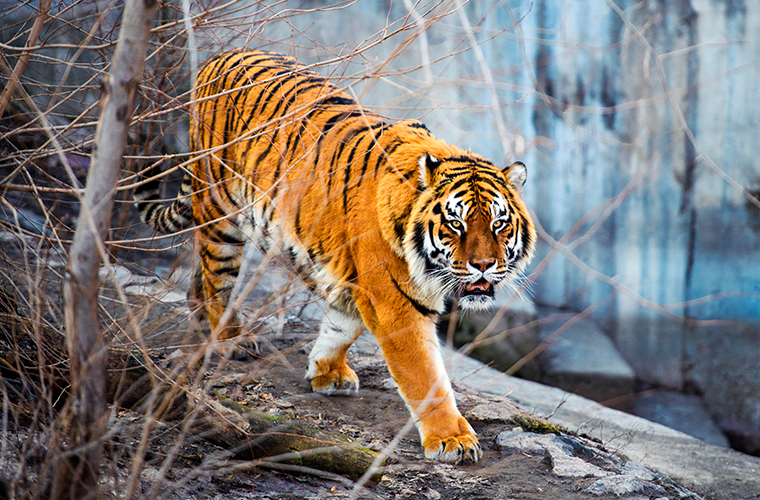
(107, 327), (609, 500)
(97, 301), (700, 500)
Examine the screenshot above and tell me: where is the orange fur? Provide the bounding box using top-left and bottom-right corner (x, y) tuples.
(137, 50), (536, 463)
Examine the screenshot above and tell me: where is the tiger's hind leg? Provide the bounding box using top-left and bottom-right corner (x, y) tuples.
(187, 263), (207, 334)
(196, 223), (246, 341)
(306, 307), (364, 395)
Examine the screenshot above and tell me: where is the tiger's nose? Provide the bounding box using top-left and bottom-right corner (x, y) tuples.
(470, 259), (496, 272)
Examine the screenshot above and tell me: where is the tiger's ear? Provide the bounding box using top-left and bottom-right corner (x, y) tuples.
(418, 153), (441, 189)
(503, 161), (527, 192)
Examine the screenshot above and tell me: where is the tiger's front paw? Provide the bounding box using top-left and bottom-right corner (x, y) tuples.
(306, 359), (360, 395)
(420, 413), (482, 464)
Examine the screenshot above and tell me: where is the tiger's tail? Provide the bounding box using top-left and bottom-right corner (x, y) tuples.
(134, 165), (195, 234)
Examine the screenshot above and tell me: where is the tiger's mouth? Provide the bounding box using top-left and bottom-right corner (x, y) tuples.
(462, 278), (494, 298)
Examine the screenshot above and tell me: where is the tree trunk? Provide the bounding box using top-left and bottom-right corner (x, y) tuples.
(54, 1), (158, 498)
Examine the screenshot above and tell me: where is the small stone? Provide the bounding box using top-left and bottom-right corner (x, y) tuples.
(301, 340), (316, 354)
(167, 349), (184, 360)
(586, 475), (668, 497)
(102, 264), (135, 285)
(284, 315), (304, 326)
(495, 431), (545, 456)
(394, 488), (415, 499)
(367, 439), (385, 451)
(423, 488), (441, 500)
(544, 442), (609, 478)
(380, 377), (398, 390)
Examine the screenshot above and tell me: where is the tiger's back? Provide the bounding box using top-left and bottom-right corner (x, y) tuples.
(137, 50), (536, 464)
(189, 51), (409, 298)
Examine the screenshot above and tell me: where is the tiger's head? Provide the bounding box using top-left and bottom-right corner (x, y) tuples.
(403, 153), (536, 312)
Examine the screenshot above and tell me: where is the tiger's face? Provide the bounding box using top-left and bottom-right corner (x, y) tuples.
(404, 154), (536, 311)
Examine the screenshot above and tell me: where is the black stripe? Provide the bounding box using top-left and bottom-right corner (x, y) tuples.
(389, 273), (437, 317)
(169, 199), (193, 224)
(201, 247), (239, 263)
(268, 79), (324, 134)
(200, 222), (245, 245)
(441, 166), (474, 176)
(143, 203), (160, 224)
(235, 67), (278, 132)
(285, 106), (319, 170)
(254, 79), (315, 184)
(258, 76), (304, 124)
(447, 177), (471, 193)
(211, 51), (245, 78)
(427, 220), (437, 248)
(319, 95), (354, 107)
(211, 266), (239, 279)
(337, 126), (374, 210)
(179, 178), (193, 195)
(394, 220), (405, 243)
(406, 121), (429, 131)
(412, 221), (435, 273)
(223, 54), (257, 90)
(401, 166), (418, 182)
(229, 53), (289, 88)
(520, 217), (534, 256)
(294, 203), (303, 239)
(374, 138), (403, 178)
(357, 122), (390, 187)
(306, 247), (318, 264)
(219, 62), (245, 204)
(313, 110), (352, 178)
(207, 56), (243, 152)
(251, 68), (298, 117)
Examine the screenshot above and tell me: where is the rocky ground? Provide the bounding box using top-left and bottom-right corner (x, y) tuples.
(93, 316), (705, 500)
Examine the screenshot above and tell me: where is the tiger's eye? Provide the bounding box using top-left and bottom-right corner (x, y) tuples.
(493, 220), (503, 230)
(448, 220), (463, 231)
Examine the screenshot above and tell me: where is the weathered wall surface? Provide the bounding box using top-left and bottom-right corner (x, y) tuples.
(509, 0), (760, 441)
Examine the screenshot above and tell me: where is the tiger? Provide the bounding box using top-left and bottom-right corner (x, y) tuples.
(135, 49), (536, 464)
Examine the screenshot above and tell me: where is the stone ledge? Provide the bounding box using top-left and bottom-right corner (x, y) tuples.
(447, 351), (760, 500)
(536, 309), (636, 407)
